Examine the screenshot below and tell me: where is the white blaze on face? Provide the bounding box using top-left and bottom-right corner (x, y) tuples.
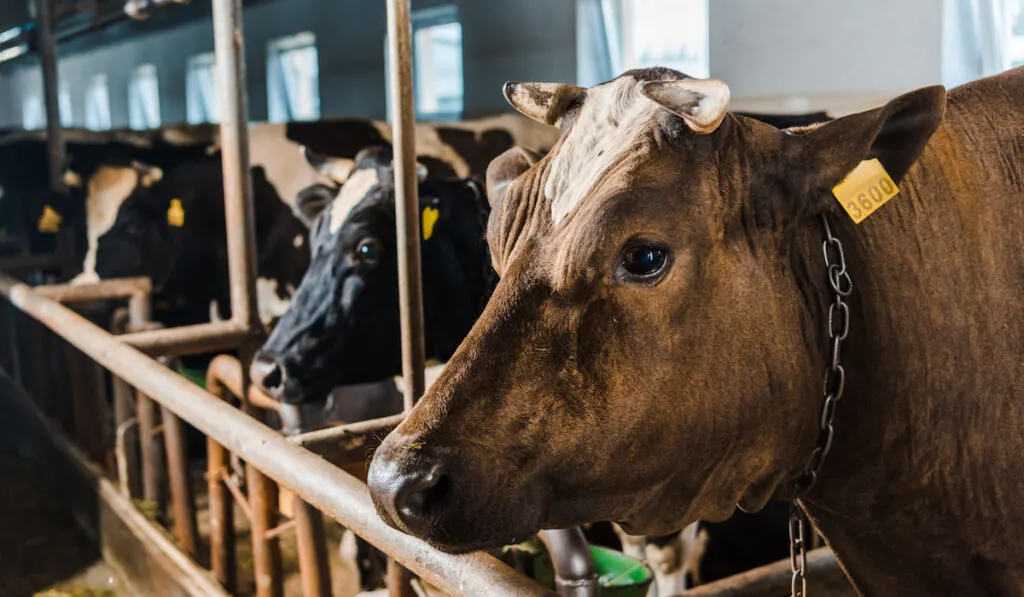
(329, 168), (379, 234)
(74, 166), (141, 284)
(545, 76), (660, 224)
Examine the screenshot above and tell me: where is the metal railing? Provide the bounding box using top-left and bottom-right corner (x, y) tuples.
(0, 272), (553, 596)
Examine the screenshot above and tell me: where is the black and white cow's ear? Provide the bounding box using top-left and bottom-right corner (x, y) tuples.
(785, 84), (946, 212)
(503, 81), (585, 127)
(416, 162), (429, 181)
(640, 78), (731, 134)
(295, 183), (337, 229)
(486, 146), (539, 213)
(131, 161), (163, 187)
(302, 146), (356, 185)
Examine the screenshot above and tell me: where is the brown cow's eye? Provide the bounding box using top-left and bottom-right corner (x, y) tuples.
(620, 243), (669, 281)
(354, 238), (382, 266)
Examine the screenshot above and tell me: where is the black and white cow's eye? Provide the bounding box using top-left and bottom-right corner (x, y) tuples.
(619, 242), (670, 282)
(354, 238), (382, 266)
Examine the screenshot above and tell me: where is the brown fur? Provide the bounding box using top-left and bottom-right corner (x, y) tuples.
(369, 68), (1024, 594)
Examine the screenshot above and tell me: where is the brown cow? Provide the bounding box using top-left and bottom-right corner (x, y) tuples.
(368, 66), (1024, 595)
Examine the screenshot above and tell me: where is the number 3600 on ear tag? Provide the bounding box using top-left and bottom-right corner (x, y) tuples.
(832, 158), (898, 224)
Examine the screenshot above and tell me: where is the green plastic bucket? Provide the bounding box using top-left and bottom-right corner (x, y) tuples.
(177, 367), (207, 389)
(507, 542), (654, 596)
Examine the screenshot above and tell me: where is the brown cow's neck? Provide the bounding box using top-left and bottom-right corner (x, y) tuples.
(794, 82), (1024, 595)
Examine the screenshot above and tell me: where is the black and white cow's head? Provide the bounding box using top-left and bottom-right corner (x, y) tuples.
(251, 147), (491, 405)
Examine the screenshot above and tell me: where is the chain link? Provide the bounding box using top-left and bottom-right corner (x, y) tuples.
(790, 215), (853, 597)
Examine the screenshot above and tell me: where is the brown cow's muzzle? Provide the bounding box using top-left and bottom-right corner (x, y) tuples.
(368, 428), (547, 553)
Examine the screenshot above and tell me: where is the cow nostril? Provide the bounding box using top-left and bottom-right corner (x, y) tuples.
(251, 352), (286, 394)
(395, 463), (451, 530)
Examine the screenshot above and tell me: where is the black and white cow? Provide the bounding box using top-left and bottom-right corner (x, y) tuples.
(92, 152), (310, 327)
(250, 146), (491, 405)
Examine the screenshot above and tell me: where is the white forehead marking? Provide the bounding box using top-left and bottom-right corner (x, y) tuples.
(545, 76), (660, 224)
(293, 234), (304, 248)
(329, 168), (379, 234)
(79, 166), (142, 280)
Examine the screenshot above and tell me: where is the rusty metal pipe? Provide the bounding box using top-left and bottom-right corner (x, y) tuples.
(294, 500), (331, 597)
(35, 277), (151, 302)
(161, 404), (199, 558)
(0, 253), (67, 272)
(212, 0), (259, 330)
(204, 354), (281, 413)
(206, 361), (238, 593)
(679, 547), (848, 597)
(119, 321), (257, 357)
(0, 275), (552, 596)
(386, 0), (425, 412)
(137, 392), (164, 511)
(537, 529), (599, 597)
(35, 0), (66, 193)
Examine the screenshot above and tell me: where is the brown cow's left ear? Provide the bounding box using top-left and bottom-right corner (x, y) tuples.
(788, 85), (947, 209)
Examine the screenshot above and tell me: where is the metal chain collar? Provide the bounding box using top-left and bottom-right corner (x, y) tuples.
(789, 214), (853, 597)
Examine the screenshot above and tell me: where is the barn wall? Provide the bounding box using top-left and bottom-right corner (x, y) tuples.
(710, 0), (944, 100)
(0, 0), (576, 127)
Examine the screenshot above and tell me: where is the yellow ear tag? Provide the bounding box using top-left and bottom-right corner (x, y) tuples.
(167, 198), (185, 228)
(422, 206), (439, 241)
(37, 205), (62, 233)
(832, 158), (899, 224)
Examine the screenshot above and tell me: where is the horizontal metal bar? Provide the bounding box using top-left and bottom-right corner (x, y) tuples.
(0, 272), (552, 597)
(35, 277), (151, 302)
(0, 253), (66, 272)
(119, 320), (258, 357)
(680, 547), (847, 597)
(290, 414), (406, 466)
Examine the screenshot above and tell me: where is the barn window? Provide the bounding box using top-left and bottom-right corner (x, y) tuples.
(411, 5), (464, 120)
(186, 52), (220, 124)
(21, 94), (43, 130)
(84, 74), (112, 131)
(129, 64), (161, 130)
(21, 81), (72, 129)
(384, 5), (463, 121)
(59, 80), (73, 126)
(267, 32), (321, 122)
(577, 0), (709, 86)
(1009, 0), (1024, 67)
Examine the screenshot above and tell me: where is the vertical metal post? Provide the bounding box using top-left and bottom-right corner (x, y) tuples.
(137, 392), (164, 511)
(206, 370), (237, 594)
(248, 463), (283, 597)
(386, 0), (426, 412)
(212, 0), (259, 332)
(35, 0), (66, 193)
(294, 500), (331, 597)
(161, 404), (199, 558)
(386, 2), (423, 594)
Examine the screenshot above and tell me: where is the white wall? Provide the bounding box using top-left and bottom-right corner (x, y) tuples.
(710, 0), (944, 103)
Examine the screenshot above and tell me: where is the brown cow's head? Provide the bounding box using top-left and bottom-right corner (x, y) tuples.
(368, 68), (946, 553)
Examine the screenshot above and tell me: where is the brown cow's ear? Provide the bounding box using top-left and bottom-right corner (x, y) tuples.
(641, 78), (731, 134)
(486, 146), (539, 213)
(503, 81), (585, 127)
(788, 85), (947, 210)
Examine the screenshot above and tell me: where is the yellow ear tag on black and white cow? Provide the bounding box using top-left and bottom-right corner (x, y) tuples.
(422, 206), (439, 241)
(167, 198), (185, 228)
(37, 205), (62, 233)
(832, 158), (899, 224)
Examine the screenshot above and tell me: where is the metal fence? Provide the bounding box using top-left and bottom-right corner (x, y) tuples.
(0, 0), (849, 595)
